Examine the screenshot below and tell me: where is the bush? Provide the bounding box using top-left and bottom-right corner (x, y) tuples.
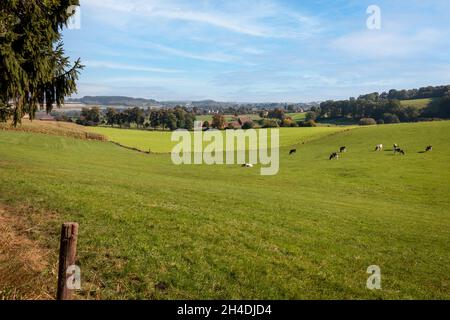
(416, 117), (443, 122)
(76, 118), (87, 126)
(305, 111), (317, 121)
(280, 118), (294, 127)
(299, 120), (317, 128)
(226, 123), (236, 130)
(383, 113), (400, 124)
(212, 114), (226, 129)
(53, 113), (70, 122)
(359, 118), (377, 126)
(261, 119), (279, 128)
(376, 119), (384, 124)
(241, 121), (254, 129)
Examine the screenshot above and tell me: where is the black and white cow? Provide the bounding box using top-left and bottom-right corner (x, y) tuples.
(329, 152), (339, 160)
(375, 144), (383, 151)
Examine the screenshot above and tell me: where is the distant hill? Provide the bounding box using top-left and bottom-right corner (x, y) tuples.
(67, 96), (318, 110)
(68, 96), (159, 107)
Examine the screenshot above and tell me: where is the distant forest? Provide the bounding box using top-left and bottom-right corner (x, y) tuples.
(69, 85), (450, 126)
(312, 85), (450, 124)
(357, 85), (450, 101)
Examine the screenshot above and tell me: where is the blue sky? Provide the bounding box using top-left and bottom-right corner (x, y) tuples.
(62, 0), (450, 102)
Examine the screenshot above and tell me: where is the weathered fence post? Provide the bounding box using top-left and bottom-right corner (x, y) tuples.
(56, 222), (79, 300)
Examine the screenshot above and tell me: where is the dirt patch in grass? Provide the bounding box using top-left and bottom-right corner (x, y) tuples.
(0, 204), (58, 300)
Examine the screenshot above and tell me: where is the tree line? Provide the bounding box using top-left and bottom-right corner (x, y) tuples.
(311, 88), (450, 124)
(358, 85), (450, 101)
(76, 107), (196, 130)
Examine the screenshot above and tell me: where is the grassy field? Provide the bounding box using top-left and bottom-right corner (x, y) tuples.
(286, 112), (306, 121)
(89, 126), (350, 153)
(0, 121), (449, 299)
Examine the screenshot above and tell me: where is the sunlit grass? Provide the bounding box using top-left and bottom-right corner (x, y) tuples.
(0, 121), (449, 299)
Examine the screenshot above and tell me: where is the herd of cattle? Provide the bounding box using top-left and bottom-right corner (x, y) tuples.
(288, 144), (433, 160)
(241, 144), (433, 167)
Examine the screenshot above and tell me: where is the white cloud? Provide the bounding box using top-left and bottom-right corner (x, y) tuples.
(331, 28), (445, 58)
(82, 0), (321, 38)
(149, 8), (268, 37)
(150, 43), (238, 63)
(84, 60), (184, 73)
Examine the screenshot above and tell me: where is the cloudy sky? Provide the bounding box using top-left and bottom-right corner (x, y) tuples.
(62, 0), (450, 102)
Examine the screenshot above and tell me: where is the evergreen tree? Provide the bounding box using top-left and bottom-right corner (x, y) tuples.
(0, 0), (83, 125)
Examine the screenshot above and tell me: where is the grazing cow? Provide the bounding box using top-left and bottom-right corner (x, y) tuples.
(329, 152), (339, 160)
(242, 163), (253, 168)
(340, 146), (347, 153)
(425, 146), (433, 152)
(393, 143), (398, 149)
(375, 144), (383, 151)
(289, 149), (297, 155)
(394, 148), (405, 155)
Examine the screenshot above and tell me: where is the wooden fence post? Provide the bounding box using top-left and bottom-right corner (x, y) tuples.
(56, 222), (79, 300)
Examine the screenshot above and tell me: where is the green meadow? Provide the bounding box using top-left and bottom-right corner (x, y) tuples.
(0, 121), (449, 299)
(89, 126), (350, 153)
(286, 112), (307, 121)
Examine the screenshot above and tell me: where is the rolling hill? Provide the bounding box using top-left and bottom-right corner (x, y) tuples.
(88, 126), (351, 153)
(0, 121), (449, 299)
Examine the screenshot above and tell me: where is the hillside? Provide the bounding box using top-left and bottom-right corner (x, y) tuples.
(68, 96), (159, 107)
(0, 120), (106, 141)
(68, 96), (317, 110)
(1, 121), (449, 299)
(89, 126), (351, 153)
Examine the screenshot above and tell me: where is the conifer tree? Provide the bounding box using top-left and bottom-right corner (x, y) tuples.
(0, 0), (83, 125)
